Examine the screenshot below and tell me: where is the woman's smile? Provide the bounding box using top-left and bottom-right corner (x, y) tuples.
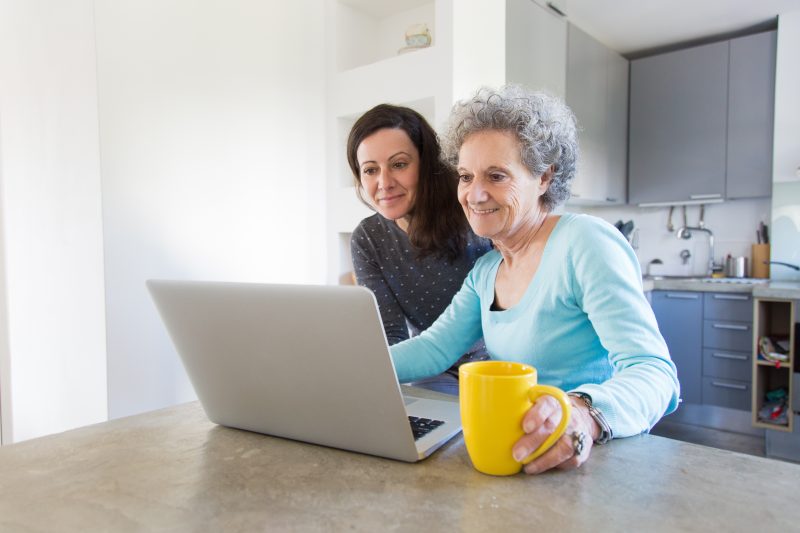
(468, 206), (500, 216)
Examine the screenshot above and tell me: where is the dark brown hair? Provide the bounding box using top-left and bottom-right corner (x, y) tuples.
(346, 104), (467, 260)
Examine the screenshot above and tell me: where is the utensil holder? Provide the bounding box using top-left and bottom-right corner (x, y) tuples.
(751, 244), (770, 278)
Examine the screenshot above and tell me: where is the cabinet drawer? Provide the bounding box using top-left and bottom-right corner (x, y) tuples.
(702, 377), (751, 411)
(702, 320), (753, 351)
(703, 292), (753, 322)
(702, 348), (752, 381)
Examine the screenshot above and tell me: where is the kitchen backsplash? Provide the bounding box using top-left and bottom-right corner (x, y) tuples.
(571, 198), (771, 277)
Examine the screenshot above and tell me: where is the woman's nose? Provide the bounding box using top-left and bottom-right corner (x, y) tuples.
(467, 179), (488, 203)
(377, 168), (395, 190)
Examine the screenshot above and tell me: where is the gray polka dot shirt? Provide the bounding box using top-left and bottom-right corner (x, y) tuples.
(351, 214), (492, 359)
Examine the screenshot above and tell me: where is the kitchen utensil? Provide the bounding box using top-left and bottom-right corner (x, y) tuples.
(725, 256), (748, 278)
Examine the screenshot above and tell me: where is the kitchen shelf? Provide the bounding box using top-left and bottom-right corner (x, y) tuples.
(756, 359), (790, 368)
(752, 298), (795, 433)
(334, 0), (437, 73)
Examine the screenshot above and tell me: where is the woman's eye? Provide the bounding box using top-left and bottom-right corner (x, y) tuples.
(490, 173), (506, 182)
(362, 167), (377, 176)
(392, 161), (408, 169)
(458, 174), (473, 183)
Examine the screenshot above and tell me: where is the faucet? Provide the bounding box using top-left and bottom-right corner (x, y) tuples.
(675, 226), (719, 276)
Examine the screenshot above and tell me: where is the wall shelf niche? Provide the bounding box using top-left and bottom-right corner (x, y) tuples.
(334, 0), (437, 73)
(752, 298), (795, 432)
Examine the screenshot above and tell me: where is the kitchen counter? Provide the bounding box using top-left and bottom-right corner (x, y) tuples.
(1, 401), (799, 531)
(642, 277), (800, 299)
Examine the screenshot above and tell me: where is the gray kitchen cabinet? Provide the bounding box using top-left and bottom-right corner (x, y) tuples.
(629, 41), (729, 205)
(606, 49), (628, 204)
(566, 24), (627, 205)
(651, 291), (703, 404)
(726, 31), (776, 199)
(506, 0), (567, 99)
(701, 292), (753, 410)
(652, 290), (755, 411)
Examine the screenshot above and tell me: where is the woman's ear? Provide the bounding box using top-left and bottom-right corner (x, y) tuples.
(538, 165), (554, 193)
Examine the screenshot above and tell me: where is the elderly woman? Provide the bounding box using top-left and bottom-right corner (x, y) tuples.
(390, 85), (680, 475)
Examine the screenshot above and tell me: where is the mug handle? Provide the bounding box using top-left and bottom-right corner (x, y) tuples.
(519, 385), (572, 465)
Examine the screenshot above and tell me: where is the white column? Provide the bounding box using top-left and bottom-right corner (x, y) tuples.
(0, 0), (108, 443)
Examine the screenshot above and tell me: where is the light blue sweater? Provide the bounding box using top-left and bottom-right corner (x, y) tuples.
(390, 213), (680, 438)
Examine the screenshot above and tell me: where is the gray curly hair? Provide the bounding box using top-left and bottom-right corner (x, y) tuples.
(440, 85), (578, 211)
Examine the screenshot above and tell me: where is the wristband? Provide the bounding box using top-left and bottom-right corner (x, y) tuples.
(568, 392), (613, 445)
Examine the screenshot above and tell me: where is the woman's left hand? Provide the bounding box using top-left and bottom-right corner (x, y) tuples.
(511, 394), (600, 475)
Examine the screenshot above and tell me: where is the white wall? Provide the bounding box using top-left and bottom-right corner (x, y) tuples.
(94, 0), (327, 419)
(0, 0), (108, 442)
(576, 198), (771, 277)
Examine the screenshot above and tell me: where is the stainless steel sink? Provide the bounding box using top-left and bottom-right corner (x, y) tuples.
(643, 275), (767, 285)
(643, 275), (707, 281)
(699, 277), (768, 285)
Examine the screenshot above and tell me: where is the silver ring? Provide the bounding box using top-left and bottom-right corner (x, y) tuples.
(571, 431), (587, 456)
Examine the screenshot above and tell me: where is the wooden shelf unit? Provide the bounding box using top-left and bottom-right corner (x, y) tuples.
(752, 298), (795, 432)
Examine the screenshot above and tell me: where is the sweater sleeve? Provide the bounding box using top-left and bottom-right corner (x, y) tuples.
(350, 225), (409, 345)
(389, 264), (485, 382)
(567, 217), (680, 438)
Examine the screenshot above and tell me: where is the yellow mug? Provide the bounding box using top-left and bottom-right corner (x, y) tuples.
(459, 361), (571, 476)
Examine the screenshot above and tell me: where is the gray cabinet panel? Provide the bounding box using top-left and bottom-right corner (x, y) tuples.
(629, 41), (729, 204)
(702, 320), (753, 352)
(651, 291), (703, 404)
(702, 348), (751, 382)
(506, 0), (567, 98)
(567, 24), (606, 202)
(726, 31), (776, 199)
(767, 414), (800, 461)
(606, 50), (628, 204)
(703, 292), (753, 322)
(794, 373), (800, 411)
(565, 24), (627, 205)
(702, 377), (751, 411)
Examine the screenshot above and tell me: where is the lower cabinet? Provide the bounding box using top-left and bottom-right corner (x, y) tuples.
(766, 415), (800, 462)
(651, 291), (702, 405)
(651, 290), (754, 412)
(701, 293), (753, 410)
(702, 377), (751, 411)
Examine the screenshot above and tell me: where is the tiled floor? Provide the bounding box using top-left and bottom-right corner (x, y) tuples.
(650, 419), (766, 458)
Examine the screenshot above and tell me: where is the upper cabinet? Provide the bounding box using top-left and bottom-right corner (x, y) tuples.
(506, 0), (566, 99)
(629, 31), (776, 206)
(727, 31), (776, 198)
(566, 24), (628, 205)
(629, 41), (729, 206)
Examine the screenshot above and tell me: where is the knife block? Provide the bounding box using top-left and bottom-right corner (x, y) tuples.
(751, 243), (770, 278)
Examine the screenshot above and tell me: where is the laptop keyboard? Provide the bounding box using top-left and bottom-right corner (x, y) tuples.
(408, 416), (445, 441)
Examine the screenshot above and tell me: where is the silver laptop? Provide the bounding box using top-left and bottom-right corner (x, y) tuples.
(146, 279), (461, 462)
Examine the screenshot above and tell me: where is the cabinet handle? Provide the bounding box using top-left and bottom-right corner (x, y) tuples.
(665, 293), (699, 300)
(690, 194), (722, 200)
(712, 323), (749, 331)
(711, 352), (748, 361)
(712, 294), (749, 301)
(711, 381), (748, 391)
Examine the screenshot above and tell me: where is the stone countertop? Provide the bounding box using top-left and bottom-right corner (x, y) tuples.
(642, 277), (800, 299)
(1, 401), (799, 532)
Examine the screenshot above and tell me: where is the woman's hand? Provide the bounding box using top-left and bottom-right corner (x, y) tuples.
(511, 394), (600, 475)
